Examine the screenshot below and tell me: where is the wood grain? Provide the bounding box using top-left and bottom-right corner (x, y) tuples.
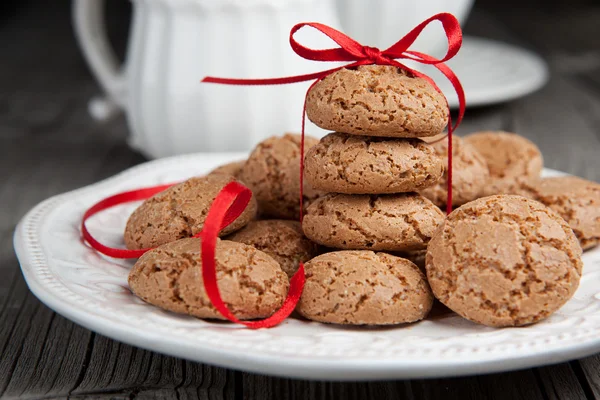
(1, 1), (599, 399)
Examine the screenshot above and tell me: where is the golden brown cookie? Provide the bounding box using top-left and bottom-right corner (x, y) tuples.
(297, 250), (433, 325)
(238, 133), (323, 220)
(302, 193), (445, 251)
(519, 176), (600, 250)
(464, 131), (543, 196)
(395, 249), (427, 272)
(426, 195), (583, 327)
(306, 65), (447, 138)
(128, 238), (289, 320)
(419, 135), (490, 207)
(124, 174), (257, 250)
(226, 220), (320, 278)
(207, 160), (245, 179)
(304, 132), (443, 194)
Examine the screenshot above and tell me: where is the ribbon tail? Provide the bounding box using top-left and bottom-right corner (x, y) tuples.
(202, 66), (346, 86)
(386, 58), (464, 215)
(200, 181), (304, 328)
(425, 61), (465, 216)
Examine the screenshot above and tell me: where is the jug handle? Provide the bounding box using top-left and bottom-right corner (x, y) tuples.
(72, 0), (126, 121)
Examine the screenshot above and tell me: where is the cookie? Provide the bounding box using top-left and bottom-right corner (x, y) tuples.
(426, 195), (583, 327)
(297, 250), (433, 325)
(128, 238), (289, 320)
(419, 135), (490, 207)
(208, 160), (245, 179)
(124, 174), (257, 250)
(305, 65), (447, 138)
(239, 133), (323, 219)
(226, 220), (320, 278)
(519, 176), (600, 250)
(304, 132), (443, 194)
(464, 131), (543, 196)
(302, 193), (445, 251)
(395, 249), (427, 272)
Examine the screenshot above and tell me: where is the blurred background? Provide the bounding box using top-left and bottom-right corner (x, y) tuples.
(2, 0), (599, 159)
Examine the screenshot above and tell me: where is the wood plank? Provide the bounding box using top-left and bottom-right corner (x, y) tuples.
(535, 364), (588, 400)
(577, 355), (600, 399)
(511, 74), (600, 180)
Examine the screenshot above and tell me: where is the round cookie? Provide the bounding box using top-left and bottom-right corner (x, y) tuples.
(302, 193), (445, 251)
(519, 176), (600, 250)
(426, 195), (583, 327)
(305, 65), (447, 138)
(297, 250), (433, 325)
(419, 135), (490, 207)
(124, 174), (257, 250)
(395, 249), (427, 272)
(207, 160), (245, 179)
(304, 132), (443, 194)
(464, 131), (543, 196)
(226, 220), (320, 278)
(239, 133), (323, 219)
(128, 238), (289, 320)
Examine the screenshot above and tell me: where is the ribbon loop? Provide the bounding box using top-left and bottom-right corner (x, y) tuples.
(289, 22), (366, 62)
(382, 12), (462, 64)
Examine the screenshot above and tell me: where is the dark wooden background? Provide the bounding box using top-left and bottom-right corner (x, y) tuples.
(1, 0), (600, 399)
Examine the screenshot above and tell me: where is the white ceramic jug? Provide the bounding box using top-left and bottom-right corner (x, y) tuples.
(73, 0), (341, 158)
(336, 0), (474, 57)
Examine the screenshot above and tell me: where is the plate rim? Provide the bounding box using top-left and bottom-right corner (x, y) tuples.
(444, 36), (550, 108)
(13, 153), (600, 381)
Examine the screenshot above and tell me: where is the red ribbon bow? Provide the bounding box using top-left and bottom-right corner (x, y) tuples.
(82, 13), (465, 330)
(203, 12), (466, 216)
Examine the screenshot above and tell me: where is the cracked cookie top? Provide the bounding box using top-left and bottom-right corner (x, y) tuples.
(297, 250), (433, 325)
(518, 176), (600, 250)
(419, 135), (490, 207)
(128, 238), (289, 320)
(302, 192), (445, 251)
(426, 195), (583, 327)
(304, 132), (443, 194)
(226, 220), (321, 278)
(207, 160), (246, 180)
(305, 65), (447, 138)
(124, 174), (257, 250)
(464, 131), (543, 196)
(239, 133), (323, 220)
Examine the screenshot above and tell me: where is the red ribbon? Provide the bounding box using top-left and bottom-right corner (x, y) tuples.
(203, 12), (466, 214)
(81, 181), (304, 328)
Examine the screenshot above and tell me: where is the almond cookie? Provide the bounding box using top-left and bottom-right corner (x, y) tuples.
(124, 174), (257, 250)
(128, 238), (289, 320)
(419, 136), (490, 207)
(305, 65), (447, 138)
(304, 132), (443, 194)
(464, 131), (543, 196)
(519, 176), (600, 250)
(297, 250), (433, 325)
(207, 160), (245, 179)
(226, 220), (320, 278)
(426, 195), (583, 327)
(239, 133), (323, 220)
(395, 249), (427, 272)
(302, 193), (445, 251)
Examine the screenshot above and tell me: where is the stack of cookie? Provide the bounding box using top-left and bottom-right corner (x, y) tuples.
(295, 65), (452, 325)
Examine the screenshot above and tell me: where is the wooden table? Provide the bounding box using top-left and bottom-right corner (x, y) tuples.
(2, 1), (600, 399)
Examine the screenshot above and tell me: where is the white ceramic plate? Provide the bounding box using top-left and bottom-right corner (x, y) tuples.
(14, 153), (600, 381)
(410, 36), (550, 109)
